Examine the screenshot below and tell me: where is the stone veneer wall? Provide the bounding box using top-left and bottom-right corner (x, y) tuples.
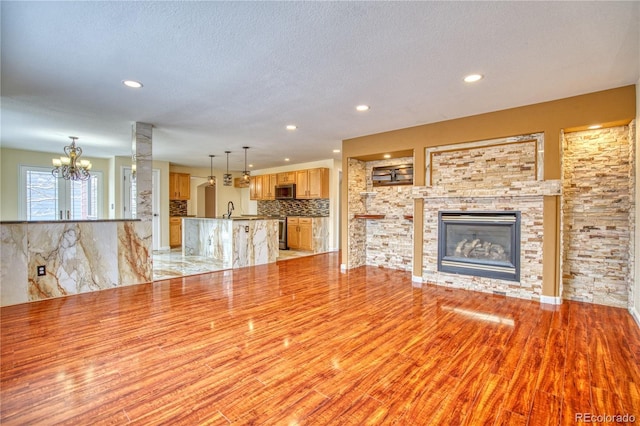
(430, 140), (537, 188)
(562, 126), (633, 308)
(346, 156), (415, 271)
(363, 157), (414, 271)
(418, 134), (555, 301)
(257, 199), (330, 217)
(347, 158), (366, 268)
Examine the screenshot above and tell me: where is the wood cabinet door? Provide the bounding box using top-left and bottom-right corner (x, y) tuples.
(169, 173), (179, 199)
(287, 220), (299, 249)
(299, 219), (313, 251)
(295, 170), (309, 199)
(178, 173), (190, 200)
(249, 176), (259, 200)
(169, 218), (181, 247)
(170, 173), (191, 200)
(264, 174), (277, 200)
(276, 172), (295, 185)
(307, 168), (328, 199)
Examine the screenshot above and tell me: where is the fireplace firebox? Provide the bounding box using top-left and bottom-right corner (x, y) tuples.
(438, 211), (520, 281)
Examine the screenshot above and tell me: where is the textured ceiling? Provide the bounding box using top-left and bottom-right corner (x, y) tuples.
(1, 1), (638, 170)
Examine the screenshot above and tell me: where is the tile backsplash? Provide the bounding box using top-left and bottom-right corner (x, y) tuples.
(170, 200), (188, 216)
(258, 199), (329, 217)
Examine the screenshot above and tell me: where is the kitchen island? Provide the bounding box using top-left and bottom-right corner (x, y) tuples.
(182, 217), (278, 269)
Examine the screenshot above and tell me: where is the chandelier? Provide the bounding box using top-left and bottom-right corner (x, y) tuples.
(207, 154), (216, 186)
(242, 146), (250, 181)
(223, 151), (232, 186)
(52, 136), (92, 181)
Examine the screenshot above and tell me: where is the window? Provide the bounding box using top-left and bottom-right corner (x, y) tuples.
(20, 166), (102, 220)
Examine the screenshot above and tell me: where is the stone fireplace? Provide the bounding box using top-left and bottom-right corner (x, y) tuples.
(438, 211), (520, 282)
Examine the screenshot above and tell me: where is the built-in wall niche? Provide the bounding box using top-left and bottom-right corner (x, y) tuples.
(372, 164), (413, 187)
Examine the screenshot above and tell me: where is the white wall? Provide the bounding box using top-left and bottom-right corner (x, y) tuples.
(248, 158), (343, 251)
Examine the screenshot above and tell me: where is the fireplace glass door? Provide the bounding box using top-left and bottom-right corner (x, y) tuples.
(438, 212), (520, 281)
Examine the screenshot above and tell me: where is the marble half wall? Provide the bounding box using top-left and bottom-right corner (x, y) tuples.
(1, 220), (152, 306)
(182, 218), (278, 269)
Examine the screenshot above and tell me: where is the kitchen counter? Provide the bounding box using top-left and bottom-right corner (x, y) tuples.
(182, 217), (278, 268)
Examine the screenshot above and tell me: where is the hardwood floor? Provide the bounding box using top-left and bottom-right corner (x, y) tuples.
(2, 252), (639, 425)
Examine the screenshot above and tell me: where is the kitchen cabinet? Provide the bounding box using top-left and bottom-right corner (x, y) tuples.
(250, 174), (277, 200)
(249, 176), (262, 200)
(276, 171), (296, 185)
(170, 217), (182, 247)
(169, 172), (190, 200)
(296, 168), (329, 199)
(263, 174), (277, 200)
(287, 217), (313, 251)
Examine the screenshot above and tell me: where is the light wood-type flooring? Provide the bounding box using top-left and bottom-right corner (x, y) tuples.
(2, 252), (639, 425)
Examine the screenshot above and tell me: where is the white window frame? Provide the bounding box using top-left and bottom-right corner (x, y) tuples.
(19, 165), (103, 221)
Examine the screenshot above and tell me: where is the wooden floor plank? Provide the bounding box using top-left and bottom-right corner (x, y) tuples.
(1, 252), (638, 425)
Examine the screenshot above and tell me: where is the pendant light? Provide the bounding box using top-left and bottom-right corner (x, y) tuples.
(207, 155), (216, 186)
(223, 151), (232, 186)
(242, 146), (250, 182)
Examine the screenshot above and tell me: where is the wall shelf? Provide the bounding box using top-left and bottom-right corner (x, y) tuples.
(359, 192), (377, 197)
(354, 214), (385, 220)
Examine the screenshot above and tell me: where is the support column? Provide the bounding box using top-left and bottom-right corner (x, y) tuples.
(132, 122), (153, 222)
(117, 122), (154, 285)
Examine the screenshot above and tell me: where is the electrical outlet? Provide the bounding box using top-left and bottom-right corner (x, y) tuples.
(37, 265), (46, 276)
(245, 226), (249, 233)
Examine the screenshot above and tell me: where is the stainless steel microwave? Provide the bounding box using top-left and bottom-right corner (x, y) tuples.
(275, 184), (296, 200)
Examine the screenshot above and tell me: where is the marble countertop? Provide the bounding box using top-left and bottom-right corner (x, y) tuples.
(185, 216), (278, 221)
(1, 219), (142, 225)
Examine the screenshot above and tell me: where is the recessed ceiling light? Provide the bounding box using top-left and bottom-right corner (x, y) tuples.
(588, 124), (602, 130)
(333, 149), (341, 153)
(284, 158), (290, 162)
(356, 105), (370, 112)
(122, 80), (143, 88)
(463, 74), (483, 83)
(383, 154), (391, 159)
(249, 164), (254, 168)
(286, 125), (297, 130)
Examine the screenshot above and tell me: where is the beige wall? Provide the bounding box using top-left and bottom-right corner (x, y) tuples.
(342, 85), (637, 298)
(249, 158), (342, 250)
(0, 148), (111, 220)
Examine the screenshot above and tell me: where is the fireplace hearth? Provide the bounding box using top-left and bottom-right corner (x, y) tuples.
(438, 211), (521, 281)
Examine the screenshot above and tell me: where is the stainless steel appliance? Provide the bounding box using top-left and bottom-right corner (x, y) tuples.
(275, 184), (296, 200)
(278, 217), (288, 249)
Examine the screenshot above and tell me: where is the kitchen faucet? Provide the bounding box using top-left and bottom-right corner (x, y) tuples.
(225, 201), (235, 218)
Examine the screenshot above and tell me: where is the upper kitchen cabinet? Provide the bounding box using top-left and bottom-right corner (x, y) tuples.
(263, 174), (277, 200)
(296, 168), (329, 199)
(276, 171), (296, 185)
(250, 174), (277, 200)
(170, 172), (190, 200)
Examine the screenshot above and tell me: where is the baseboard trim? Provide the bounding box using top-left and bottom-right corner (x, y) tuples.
(340, 264), (347, 272)
(630, 307), (640, 329)
(539, 295), (562, 305)
(412, 275), (423, 283)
